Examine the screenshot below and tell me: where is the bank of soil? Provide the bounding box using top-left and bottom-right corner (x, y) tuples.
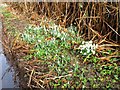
(1, 10), (29, 87)
(1, 9), (20, 88)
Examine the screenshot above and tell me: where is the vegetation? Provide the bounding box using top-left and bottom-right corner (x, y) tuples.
(9, 2), (120, 43)
(1, 2), (120, 89)
(19, 23), (120, 88)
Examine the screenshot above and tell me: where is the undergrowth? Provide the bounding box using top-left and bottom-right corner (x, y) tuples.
(20, 20), (120, 88)
(1, 4), (120, 89)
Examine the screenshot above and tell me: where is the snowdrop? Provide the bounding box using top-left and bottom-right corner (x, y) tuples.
(28, 25), (32, 30)
(38, 40), (41, 43)
(57, 32), (61, 37)
(79, 41), (98, 55)
(33, 26), (40, 30)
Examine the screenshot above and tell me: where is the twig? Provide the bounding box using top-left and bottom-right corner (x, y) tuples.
(85, 23), (102, 38)
(46, 74), (72, 80)
(99, 44), (119, 47)
(32, 76), (45, 89)
(28, 68), (34, 87)
(103, 20), (120, 37)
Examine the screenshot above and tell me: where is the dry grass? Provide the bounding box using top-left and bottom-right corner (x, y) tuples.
(6, 2), (120, 45)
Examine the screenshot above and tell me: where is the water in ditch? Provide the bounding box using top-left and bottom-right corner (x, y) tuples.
(0, 53), (19, 88)
(0, 16), (19, 89)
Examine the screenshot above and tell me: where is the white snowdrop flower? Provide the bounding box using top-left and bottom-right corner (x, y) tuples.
(37, 26), (40, 30)
(82, 45), (86, 49)
(85, 42), (88, 45)
(61, 55), (64, 58)
(67, 81), (70, 84)
(80, 50), (82, 53)
(50, 31), (52, 35)
(79, 45), (82, 48)
(90, 43), (92, 47)
(82, 41), (85, 44)
(54, 25), (58, 30)
(38, 40), (41, 43)
(89, 41), (92, 44)
(54, 30), (57, 35)
(80, 46), (84, 50)
(92, 44), (95, 49)
(32, 35), (35, 38)
(63, 38), (66, 41)
(92, 51), (95, 55)
(57, 60), (60, 64)
(57, 33), (61, 37)
(73, 64), (75, 66)
(33, 27), (37, 31)
(50, 25), (54, 29)
(52, 37), (56, 41)
(76, 61), (79, 64)
(61, 31), (64, 34)
(87, 49), (90, 53)
(83, 53), (87, 55)
(65, 33), (67, 37)
(28, 26), (32, 29)
(96, 44), (98, 48)
(61, 37), (63, 40)
(81, 48), (83, 51)
(43, 25), (46, 30)
(87, 45), (90, 49)
(45, 31), (48, 35)
(71, 31), (75, 34)
(61, 37), (65, 41)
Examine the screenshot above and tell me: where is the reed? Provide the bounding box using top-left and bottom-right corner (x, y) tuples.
(7, 2), (119, 44)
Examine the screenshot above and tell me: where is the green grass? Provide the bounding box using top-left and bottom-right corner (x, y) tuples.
(0, 6), (13, 18)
